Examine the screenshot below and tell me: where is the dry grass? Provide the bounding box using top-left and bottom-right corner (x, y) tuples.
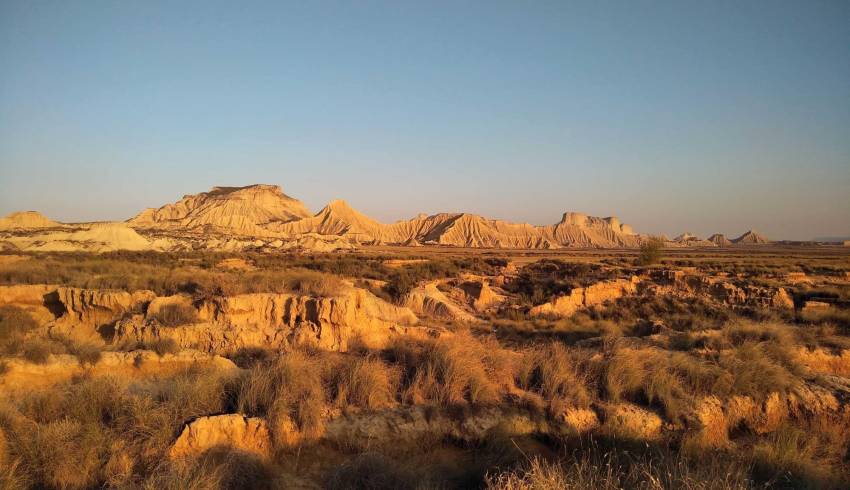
(332, 356), (399, 410)
(237, 350), (327, 441)
(516, 343), (592, 415)
(149, 303), (198, 326)
(605, 347), (731, 422)
(389, 332), (510, 407)
(485, 441), (753, 490)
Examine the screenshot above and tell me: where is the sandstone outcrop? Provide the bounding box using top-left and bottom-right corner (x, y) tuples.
(708, 282), (793, 309)
(116, 287), (420, 353)
(0, 284), (60, 325)
(404, 283), (477, 322)
(51, 287), (156, 339)
(529, 277), (640, 318)
(169, 414), (272, 460)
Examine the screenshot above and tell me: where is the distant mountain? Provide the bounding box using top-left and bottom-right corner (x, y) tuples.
(128, 184), (641, 248)
(128, 185), (312, 235)
(0, 211), (61, 230)
(5, 184), (786, 250)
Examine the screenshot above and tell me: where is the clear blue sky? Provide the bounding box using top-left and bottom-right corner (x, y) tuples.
(1, 0), (848, 240)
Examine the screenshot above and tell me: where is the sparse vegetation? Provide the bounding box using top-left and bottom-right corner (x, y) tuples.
(1, 247), (849, 487)
(636, 236), (664, 266)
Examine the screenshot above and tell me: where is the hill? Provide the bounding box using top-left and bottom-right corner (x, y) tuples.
(732, 230), (770, 244)
(0, 211), (61, 230)
(128, 185), (311, 235)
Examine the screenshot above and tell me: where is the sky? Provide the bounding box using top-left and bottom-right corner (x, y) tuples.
(1, 0), (848, 240)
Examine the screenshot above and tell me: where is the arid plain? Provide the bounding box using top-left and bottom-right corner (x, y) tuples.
(1, 185), (849, 489)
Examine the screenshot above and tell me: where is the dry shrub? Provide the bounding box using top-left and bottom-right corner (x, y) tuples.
(150, 303), (198, 327)
(238, 350), (326, 440)
(391, 332), (508, 407)
(20, 338), (64, 364)
(485, 448), (751, 490)
(751, 417), (850, 488)
(0, 306), (38, 341)
(52, 334), (103, 365)
(284, 269), (346, 297)
(516, 343), (592, 415)
(333, 356), (399, 410)
(11, 418), (107, 489)
(713, 320), (797, 348)
(718, 343), (799, 399)
(605, 347), (731, 422)
(142, 447), (275, 490)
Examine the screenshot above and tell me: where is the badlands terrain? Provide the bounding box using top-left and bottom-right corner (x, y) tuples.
(0, 185), (849, 489)
(0, 184), (783, 253)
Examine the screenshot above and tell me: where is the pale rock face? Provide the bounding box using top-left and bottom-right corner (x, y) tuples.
(169, 414), (272, 460)
(404, 282), (477, 322)
(51, 287), (156, 340)
(117, 288), (420, 353)
(692, 396), (729, 448)
(529, 277), (639, 318)
(0, 284), (60, 325)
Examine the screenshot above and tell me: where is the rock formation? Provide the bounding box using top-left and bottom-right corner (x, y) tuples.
(128, 184), (312, 235)
(529, 277), (640, 318)
(3, 183), (787, 250)
(169, 414), (272, 460)
(708, 233), (732, 246)
(732, 230), (770, 244)
(115, 287), (421, 353)
(0, 211), (60, 230)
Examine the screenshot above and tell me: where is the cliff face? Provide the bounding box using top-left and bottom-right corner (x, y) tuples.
(114, 287), (421, 353)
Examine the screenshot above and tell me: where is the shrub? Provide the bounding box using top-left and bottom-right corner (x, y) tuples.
(238, 350), (326, 439)
(146, 338), (181, 356)
(332, 356), (399, 410)
(635, 237), (664, 267)
(390, 332), (507, 407)
(229, 346), (276, 369)
(0, 306), (38, 342)
(21, 339), (58, 364)
(516, 343), (592, 413)
(605, 347), (731, 422)
(150, 304), (198, 327)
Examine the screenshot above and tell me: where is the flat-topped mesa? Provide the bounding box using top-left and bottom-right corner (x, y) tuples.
(127, 184), (312, 235)
(0, 211), (61, 230)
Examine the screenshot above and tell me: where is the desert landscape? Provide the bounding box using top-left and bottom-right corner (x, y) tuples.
(3, 2), (849, 489)
(0, 185), (849, 489)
